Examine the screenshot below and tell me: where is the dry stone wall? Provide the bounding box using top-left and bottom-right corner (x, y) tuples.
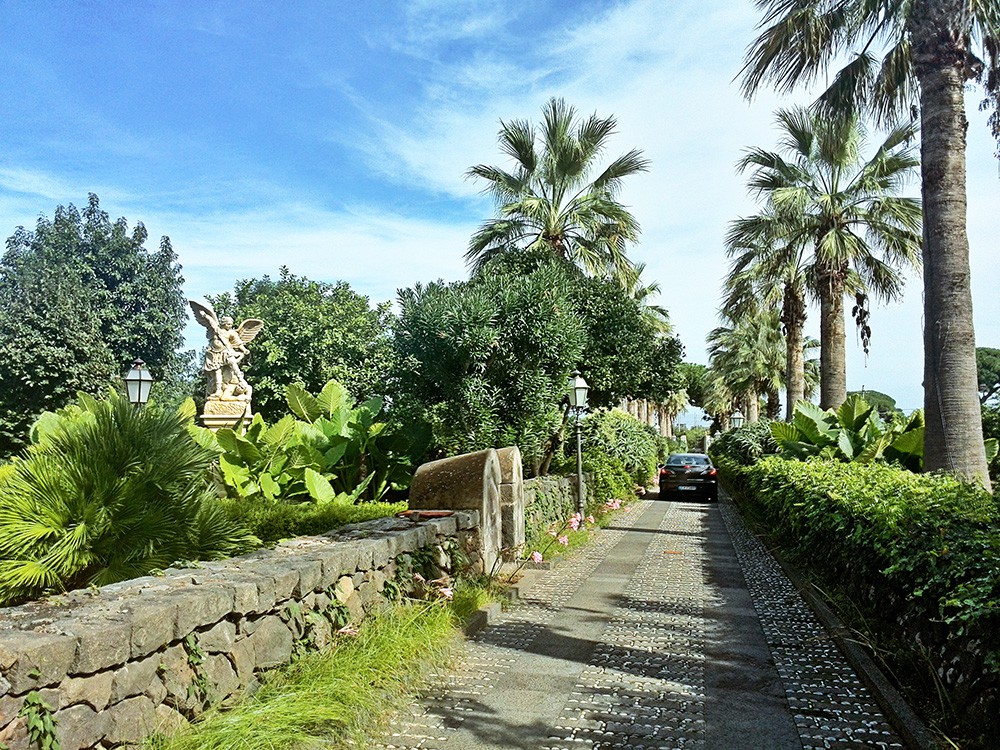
(0, 511), (479, 749)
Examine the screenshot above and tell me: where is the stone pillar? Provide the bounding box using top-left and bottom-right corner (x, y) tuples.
(495, 446), (525, 558)
(409, 449), (503, 574)
(200, 399), (252, 431)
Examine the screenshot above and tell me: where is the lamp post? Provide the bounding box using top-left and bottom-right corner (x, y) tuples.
(567, 370), (589, 516)
(124, 359), (154, 408)
(730, 410), (745, 430)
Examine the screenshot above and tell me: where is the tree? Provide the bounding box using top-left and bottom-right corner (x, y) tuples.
(734, 109), (921, 410)
(741, 0), (998, 488)
(466, 97), (649, 285)
(0, 195), (188, 455)
(393, 255), (587, 471)
(707, 311), (785, 423)
(977, 347), (1000, 405)
(208, 267), (395, 422)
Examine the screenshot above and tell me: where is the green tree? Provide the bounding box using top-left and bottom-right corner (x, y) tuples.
(0, 195), (188, 455)
(208, 267), (395, 422)
(393, 255), (586, 471)
(740, 0), (998, 489)
(707, 310), (786, 422)
(734, 109), (921, 411)
(466, 97), (649, 286)
(977, 347), (1000, 405)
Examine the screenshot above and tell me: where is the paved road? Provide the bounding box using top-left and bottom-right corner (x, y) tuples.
(377, 493), (905, 749)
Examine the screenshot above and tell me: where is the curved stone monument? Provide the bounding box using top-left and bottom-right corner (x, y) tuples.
(409, 448), (503, 574)
(495, 446), (525, 557)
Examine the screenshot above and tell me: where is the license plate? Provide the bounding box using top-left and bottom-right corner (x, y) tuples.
(678, 485), (696, 491)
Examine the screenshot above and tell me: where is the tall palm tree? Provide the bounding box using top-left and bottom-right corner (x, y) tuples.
(724, 211), (810, 420)
(740, 0), (998, 488)
(625, 262), (674, 336)
(707, 311), (785, 423)
(466, 97), (649, 286)
(735, 108), (921, 411)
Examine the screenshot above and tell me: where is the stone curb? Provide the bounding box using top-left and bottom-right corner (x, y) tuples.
(462, 602), (502, 637)
(766, 544), (940, 750)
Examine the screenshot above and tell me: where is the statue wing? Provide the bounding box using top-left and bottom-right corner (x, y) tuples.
(236, 319), (264, 344)
(189, 299), (219, 330)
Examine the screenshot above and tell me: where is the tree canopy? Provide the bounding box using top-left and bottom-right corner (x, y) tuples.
(977, 347), (1000, 405)
(0, 195), (187, 454)
(208, 267), (395, 422)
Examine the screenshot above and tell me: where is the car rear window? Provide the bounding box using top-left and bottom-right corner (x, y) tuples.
(667, 455), (709, 466)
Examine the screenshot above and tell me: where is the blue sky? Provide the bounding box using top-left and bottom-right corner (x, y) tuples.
(1, 0), (997, 413)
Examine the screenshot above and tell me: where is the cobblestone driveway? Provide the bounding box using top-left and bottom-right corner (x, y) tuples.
(376, 494), (904, 750)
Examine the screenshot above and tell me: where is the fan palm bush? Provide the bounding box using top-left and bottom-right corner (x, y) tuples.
(0, 391), (256, 606)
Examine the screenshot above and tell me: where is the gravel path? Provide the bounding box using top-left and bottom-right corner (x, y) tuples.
(376, 493), (905, 750)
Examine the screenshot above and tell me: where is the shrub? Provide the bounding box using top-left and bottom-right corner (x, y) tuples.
(581, 408), (658, 485)
(716, 453), (1000, 743)
(707, 420), (777, 467)
(234, 501), (407, 544)
(0, 391), (256, 605)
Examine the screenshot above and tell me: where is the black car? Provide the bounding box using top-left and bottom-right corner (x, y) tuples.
(658, 453), (718, 501)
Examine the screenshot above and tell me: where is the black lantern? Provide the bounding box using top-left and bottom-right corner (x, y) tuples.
(124, 359), (154, 407)
(730, 410), (745, 429)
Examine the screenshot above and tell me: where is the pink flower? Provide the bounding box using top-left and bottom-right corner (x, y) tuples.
(438, 587), (453, 600)
(530, 551), (543, 563)
(568, 516), (580, 531)
(586, 515), (595, 524)
(557, 535), (569, 546)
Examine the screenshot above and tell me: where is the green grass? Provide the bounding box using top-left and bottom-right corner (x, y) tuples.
(148, 601), (460, 749)
(230, 500), (407, 544)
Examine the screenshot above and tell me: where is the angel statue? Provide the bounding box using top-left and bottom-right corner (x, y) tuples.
(189, 300), (264, 401)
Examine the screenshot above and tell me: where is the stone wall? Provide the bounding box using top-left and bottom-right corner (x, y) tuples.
(0, 512), (479, 749)
(523, 475), (590, 549)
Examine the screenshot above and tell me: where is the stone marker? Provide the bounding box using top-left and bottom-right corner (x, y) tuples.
(409, 449), (503, 574)
(495, 446), (525, 557)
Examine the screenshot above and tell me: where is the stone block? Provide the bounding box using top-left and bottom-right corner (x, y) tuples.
(286, 558), (323, 597)
(59, 669), (114, 710)
(0, 673), (9, 698)
(203, 654), (240, 702)
(158, 644), (198, 715)
(429, 515), (458, 537)
(0, 694), (25, 728)
(246, 616), (292, 670)
(199, 621), (237, 654)
(171, 586), (235, 639)
(454, 510), (480, 530)
(0, 717), (28, 750)
(371, 538), (391, 569)
(229, 637), (256, 685)
(153, 703), (188, 734)
(0, 630), (77, 692)
(110, 653), (159, 703)
(145, 674), (168, 705)
(67, 616), (131, 675)
(344, 592), (364, 622)
(104, 695), (156, 744)
(127, 598), (178, 660)
(333, 576), (355, 603)
(54, 702), (108, 749)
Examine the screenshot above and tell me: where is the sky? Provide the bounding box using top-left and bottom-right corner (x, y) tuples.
(0, 0), (997, 415)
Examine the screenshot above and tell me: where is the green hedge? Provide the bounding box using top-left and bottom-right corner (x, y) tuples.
(229, 500), (407, 545)
(714, 450), (1000, 745)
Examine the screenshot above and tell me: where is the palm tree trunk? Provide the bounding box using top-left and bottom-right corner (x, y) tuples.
(744, 393), (760, 423)
(766, 389), (780, 419)
(910, 0), (991, 490)
(783, 283), (807, 419)
(819, 272), (847, 410)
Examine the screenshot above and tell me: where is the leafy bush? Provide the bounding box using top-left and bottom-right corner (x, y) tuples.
(581, 408), (658, 484)
(195, 380), (428, 505)
(716, 454), (1000, 742)
(769, 394), (925, 470)
(233, 501), (406, 544)
(707, 420), (777, 466)
(0, 391), (256, 605)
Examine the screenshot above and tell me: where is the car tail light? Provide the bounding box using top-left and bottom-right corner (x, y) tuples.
(660, 468), (673, 477)
(707, 468), (717, 476)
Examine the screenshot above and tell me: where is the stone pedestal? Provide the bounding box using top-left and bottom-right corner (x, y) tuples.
(200, 398), (252, 431)
(409, 449), (503, 574)
(495, 446), (525, 557)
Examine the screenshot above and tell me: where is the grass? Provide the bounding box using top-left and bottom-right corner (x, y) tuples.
(148, 600), (460, 749)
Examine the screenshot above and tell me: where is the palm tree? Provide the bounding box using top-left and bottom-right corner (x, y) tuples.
(740, 0), (998, 488)
(724, 210), (810, 420)
(735, 108), (921, 411)
(707, 311), (785, 423)
(466, 97), (649, 286)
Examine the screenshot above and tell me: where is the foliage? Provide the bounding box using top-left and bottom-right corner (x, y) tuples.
(0, 391), (256, 606)
(707, 420), (778, 467)
(233, 501), (406, 545)
(196, 380), (428, 505)
(150, 602), (459, 750)
(0, 194), (189, 455)
(716, 454), (1000, 743)
(678, 363), (711, 408)
(393, 253), (586, 468)
(978, 347), (1000, 406)
(19, 691), (60, 750)
(208, 267), (395, 422)
(768, 394), (925, 471)
(984, 404), (1000, 482)
(466, 97), (649, 286)
(581, 408), (658, 484)
(847, 389), (899, 419)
